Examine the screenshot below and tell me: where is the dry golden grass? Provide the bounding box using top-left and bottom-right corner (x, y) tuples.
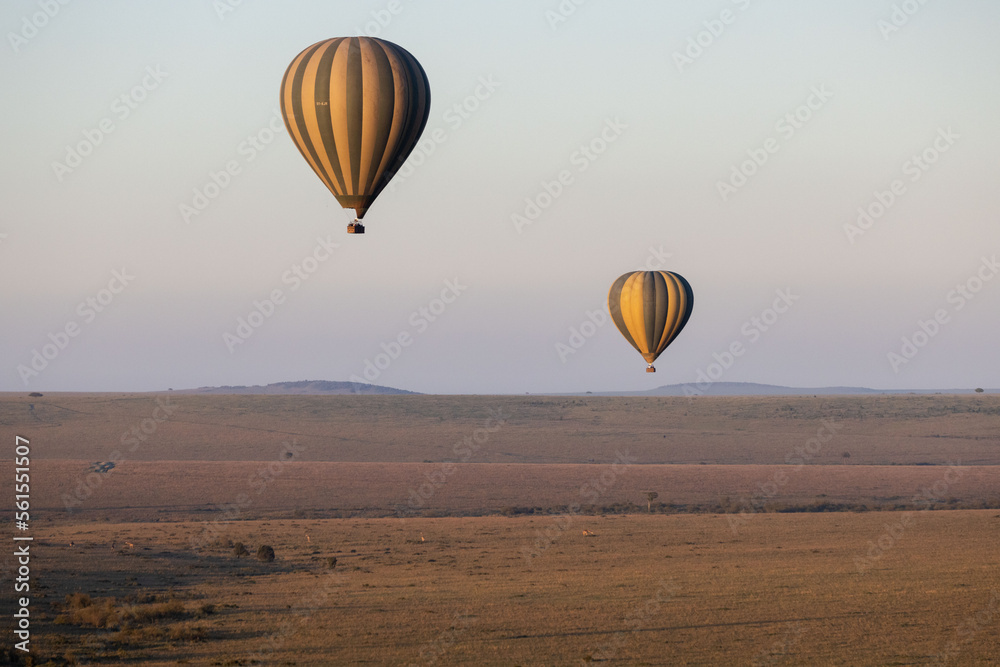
(13, 513), (1000, 665)
(3, 392), (999, 664)
(3, 392), (999, 465)
(26, 459), (1000, 522)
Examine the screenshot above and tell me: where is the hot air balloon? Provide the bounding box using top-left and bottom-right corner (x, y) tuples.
(279, 37), (431, 234)
(608, 271), (693, 373)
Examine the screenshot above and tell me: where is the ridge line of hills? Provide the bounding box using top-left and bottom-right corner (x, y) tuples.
(169, 380), (994, 396)
(172, 380), (417, 395)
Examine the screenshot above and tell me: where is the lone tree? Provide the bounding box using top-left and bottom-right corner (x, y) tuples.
(644, 491), (659, 512)
(256, 545), (275, 562)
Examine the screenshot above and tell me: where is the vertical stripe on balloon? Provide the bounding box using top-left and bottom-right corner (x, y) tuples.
(608, 271), (694, 366)
(280, 37), (430, 220)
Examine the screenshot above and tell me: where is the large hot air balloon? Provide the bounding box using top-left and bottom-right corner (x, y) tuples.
(280, 37), (431, 234)
(608, 271), (694, 373)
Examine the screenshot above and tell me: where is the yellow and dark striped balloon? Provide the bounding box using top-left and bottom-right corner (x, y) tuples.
(608, 271), (694, 372)
(279, 37), (431, 222)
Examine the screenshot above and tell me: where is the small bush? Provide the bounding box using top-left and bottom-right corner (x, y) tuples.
(61, 594), (191, 631)
(73, 600), (120, 628)
(130, 599), (186, 624)
(65, 592), (93, 610)
(167, 622), (207, 642)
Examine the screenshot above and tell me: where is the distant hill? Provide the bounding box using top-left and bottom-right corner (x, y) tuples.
(168, 380), (991, 397)
(581, 382), (994, 397)
(173, 380), (418, 395)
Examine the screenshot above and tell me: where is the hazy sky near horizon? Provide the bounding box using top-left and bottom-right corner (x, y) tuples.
(3, 0), (999, 394)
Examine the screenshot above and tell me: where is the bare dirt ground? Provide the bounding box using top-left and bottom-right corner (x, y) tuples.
(2, 393), (999, 665)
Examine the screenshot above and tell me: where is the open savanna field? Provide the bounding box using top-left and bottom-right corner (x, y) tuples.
(3, 392), (999, 665)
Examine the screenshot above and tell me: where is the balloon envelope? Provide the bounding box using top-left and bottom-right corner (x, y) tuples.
(279, 37), (430, 220)
(608, 271), (694, 369)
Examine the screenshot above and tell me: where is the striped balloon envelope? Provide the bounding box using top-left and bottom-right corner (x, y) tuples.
(608, 271), (694, 373)
(280, 37), (431, 233)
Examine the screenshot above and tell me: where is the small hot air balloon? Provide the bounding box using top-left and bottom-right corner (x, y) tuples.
(608, 271), (693, 373)
(280, 37), (431, 234)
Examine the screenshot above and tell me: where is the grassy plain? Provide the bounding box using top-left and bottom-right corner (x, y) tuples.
(4, 392), (1000, 465)
(10, 513), (1000, 665)
(2, 393), (999, 665)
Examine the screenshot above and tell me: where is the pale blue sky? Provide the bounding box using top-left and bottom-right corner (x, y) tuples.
(3, 0), (999, 393)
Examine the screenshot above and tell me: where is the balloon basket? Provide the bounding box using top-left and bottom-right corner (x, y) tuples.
(646, 366), (656, 373)
(347, 222), (365, 234)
